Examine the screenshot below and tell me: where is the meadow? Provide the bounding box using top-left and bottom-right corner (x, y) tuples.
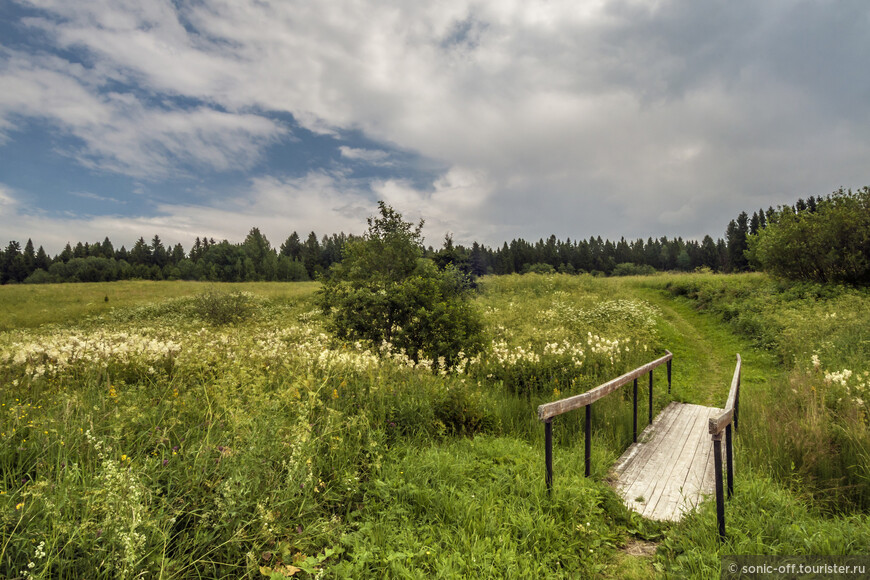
(1, 274), (869, 578)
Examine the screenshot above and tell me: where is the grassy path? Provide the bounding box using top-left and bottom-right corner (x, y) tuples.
(595, 279), (787, 578)
(617, 280), (783, 409)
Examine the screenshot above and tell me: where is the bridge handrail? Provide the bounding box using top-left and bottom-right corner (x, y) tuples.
(537, 350), (673, 493)
(537, 350), (673, 421)
(708, 354), (742, 541)
(708, 354), (741, 436)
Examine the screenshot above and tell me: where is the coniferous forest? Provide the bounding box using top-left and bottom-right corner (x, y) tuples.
(2, 187), (868, 285)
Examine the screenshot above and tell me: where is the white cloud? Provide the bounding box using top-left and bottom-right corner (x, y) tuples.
(0, 172), (372, 253)
(4, 0), (870, 243)
(0, 50), (286, 178)
(0, 183), (18, 208)
(339, 147), (392, 165)
(0, 167), (499, 253)
(71, 191), (124, 203)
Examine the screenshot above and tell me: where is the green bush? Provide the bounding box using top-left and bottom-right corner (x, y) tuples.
(523, 262), (556, 275)
(23, 268), (54, 284)
(319, 203), (485, 369)
(610, 262), (657, 277)
(747, 187), (870, 284)
(192, 289), (254, 325)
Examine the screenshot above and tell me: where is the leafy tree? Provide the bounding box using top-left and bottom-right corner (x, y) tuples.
(276, 255), (309, 281)
(319, 202), (484, 369)
(524, 262), (556, 274)
(611, 262), (656, 276)
(676, 248), (692, 270)
(747, 187), (870, 284)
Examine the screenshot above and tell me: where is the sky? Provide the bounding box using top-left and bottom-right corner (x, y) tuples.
(1, 0), (869, 255)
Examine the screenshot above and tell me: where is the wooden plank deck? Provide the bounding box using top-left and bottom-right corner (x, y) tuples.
(609, 402), (722, 521)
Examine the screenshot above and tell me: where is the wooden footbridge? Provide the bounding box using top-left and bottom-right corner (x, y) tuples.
(538, 352), (741, 538)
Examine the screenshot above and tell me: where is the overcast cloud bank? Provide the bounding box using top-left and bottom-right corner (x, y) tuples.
(1, 0), (868, 253)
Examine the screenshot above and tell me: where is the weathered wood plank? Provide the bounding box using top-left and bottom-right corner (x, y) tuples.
(616, 404), (701, 518)
(645, 406), (708, 519)
(610, 401), (682, 478)
(628, 404), (704, 519)
(611, 403), (723, 521)
(537, 351), (672, 421)
(650, 406), (721, 520)
(611, 402), (687, 488)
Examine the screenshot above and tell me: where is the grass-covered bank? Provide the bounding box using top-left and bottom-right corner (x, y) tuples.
(1, 274), (869, 578)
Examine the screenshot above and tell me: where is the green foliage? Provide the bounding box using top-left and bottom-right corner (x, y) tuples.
(331, 437), (633, 578)
(652, 273), (870, 508)
(747, 187), (870, 284)
(523, 262), (556, 274)
(5, 275), (870, 578)
(610, 263), (657, 277)
(661, 473), (870, 579)
(193, 289), (255, 325)
(319, 202), (485, 368)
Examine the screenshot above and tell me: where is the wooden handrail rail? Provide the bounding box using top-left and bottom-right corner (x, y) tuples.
(539, 350), (673, 493)
(709, 353), (742, 541)
(709, 354), (741, 435)
(537, 350), (672, 421)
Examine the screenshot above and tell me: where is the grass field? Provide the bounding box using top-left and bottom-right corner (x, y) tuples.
(1, 274), (868, 578)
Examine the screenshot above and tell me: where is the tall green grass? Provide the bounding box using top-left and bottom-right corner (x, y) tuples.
(639, 273), (870, 510)
(2, 274), (869, 579)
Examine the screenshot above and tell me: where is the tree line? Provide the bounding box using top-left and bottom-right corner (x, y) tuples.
(2, 187), (867, 285)
(0, 230), (740, 285)
(0, 230), (352, 284)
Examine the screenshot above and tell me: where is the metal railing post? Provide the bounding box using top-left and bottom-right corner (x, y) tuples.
(648, 370), (653, 424)
(667, 359), (672, 394)
(545, 419), (553, 494)
(726, 423), (734, 498)
(585, 404), (592, 477)
(632, 378), (638, 442)
(713, 433), (726, 539)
